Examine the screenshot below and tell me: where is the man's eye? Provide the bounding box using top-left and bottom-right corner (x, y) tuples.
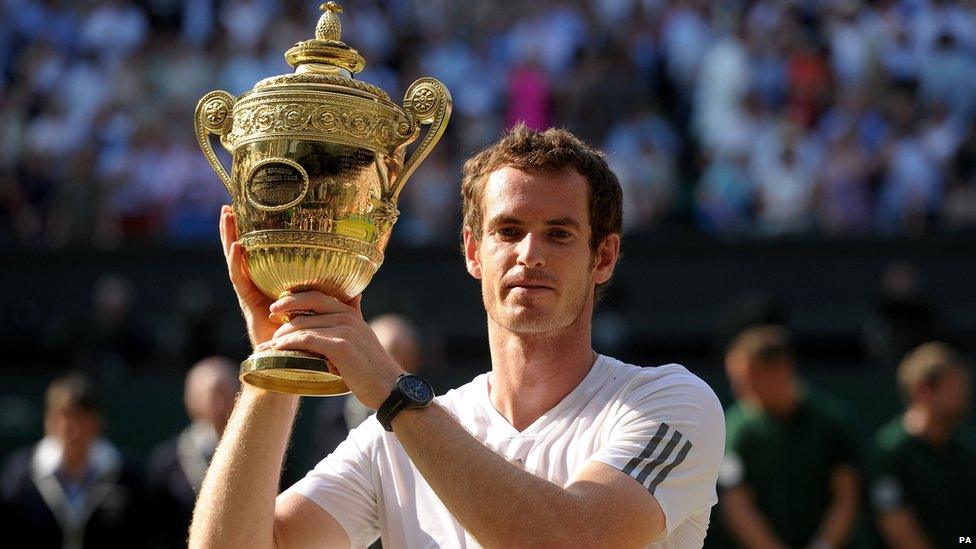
(498, 227), (520, 238)
(550, 230), (571, 239)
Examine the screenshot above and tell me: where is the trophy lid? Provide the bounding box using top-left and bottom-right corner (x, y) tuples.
(253, 2), (389, 101)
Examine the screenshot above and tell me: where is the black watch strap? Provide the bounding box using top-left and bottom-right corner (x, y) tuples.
(377, 374), (433, 431)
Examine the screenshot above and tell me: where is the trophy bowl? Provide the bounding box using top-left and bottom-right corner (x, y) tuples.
(194, 2), (451, 396)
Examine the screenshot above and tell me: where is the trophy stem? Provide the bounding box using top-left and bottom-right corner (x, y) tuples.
(240, 349), (350, 397)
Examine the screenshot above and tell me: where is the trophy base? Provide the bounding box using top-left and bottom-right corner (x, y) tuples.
(240, 349), (350, 397)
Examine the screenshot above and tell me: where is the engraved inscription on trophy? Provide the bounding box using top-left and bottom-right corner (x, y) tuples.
(246, 158), (309, 211)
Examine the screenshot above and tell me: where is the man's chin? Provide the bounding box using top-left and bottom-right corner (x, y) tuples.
(493, 307), (562, 334)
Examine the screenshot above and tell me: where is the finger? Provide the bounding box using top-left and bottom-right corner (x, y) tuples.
(272, 313), (352, 339)
(219, 209), (230, 258)
(219, 208), (238, 263)
(345, 294), (363, 313)
(271, 332), (345, 360)
(228, 241), (253, 288)
(227, 208), (239, 239)
(271, 291), (353, 316)
(254, 341), (273, 353)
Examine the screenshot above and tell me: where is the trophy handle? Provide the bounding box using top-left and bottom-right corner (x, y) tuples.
(393, 77), (452, 200)
(194, 90), (237, 193)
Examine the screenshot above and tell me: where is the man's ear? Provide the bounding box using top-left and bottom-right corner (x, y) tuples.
(463, 226), (482, 280)
(593, 233), (620, 285)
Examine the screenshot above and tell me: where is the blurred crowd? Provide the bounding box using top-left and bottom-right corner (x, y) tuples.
(3, 0), (976, 248)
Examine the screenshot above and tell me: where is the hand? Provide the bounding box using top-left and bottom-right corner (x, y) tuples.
(219, 205), (277, 348)
(268, 291), (403, 409)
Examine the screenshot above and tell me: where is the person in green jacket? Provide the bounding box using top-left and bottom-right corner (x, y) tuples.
(718, 324), (861, 549)
(871, 342), (975, 548)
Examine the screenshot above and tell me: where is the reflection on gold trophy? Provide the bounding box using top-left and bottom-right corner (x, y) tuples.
(193, 2), (451, 396)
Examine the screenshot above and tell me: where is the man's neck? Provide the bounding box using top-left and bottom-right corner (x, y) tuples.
(903, 406), (955, 447)
(486, 314), (596, 432)
(60, 451), (91, 481)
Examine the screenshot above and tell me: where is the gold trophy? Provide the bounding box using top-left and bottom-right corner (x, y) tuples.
(194, 2), (451, 396)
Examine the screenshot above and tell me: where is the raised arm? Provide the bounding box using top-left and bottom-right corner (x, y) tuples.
(188, 208), (348, 549)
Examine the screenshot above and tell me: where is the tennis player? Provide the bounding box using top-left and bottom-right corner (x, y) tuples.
(189, 125), (725, 548)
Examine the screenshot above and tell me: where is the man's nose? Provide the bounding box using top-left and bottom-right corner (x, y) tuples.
(516, 233), (546, 268)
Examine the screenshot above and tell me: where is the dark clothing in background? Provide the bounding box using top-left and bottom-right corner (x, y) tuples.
(0, 442), (145, 549)
(146, 425), (215, 548)
(870, 419), (976, 548)
(718, 395), (859, 547)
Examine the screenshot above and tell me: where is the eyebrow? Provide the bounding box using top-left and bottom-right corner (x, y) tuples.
(486, 215), (582, 230)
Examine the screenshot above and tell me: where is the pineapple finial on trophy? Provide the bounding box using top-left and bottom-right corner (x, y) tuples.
(317, 2), (343, 42)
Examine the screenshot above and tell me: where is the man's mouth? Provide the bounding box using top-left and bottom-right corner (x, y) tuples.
(506, 281), (555, 291)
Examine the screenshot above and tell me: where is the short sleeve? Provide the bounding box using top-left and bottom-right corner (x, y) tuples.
(282, 418), (382, 547)
(588, 368), (726, 538)
(869, 447), (906, 513)
(717, 408), (750, 490)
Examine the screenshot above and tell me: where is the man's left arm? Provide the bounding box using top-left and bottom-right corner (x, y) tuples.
(392, 403), (665, 547)
(810, 413), (862, 549)
(810, 464), (860, 549)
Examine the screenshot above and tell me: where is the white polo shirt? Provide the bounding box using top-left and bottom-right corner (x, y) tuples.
(285, 355), (725, 548)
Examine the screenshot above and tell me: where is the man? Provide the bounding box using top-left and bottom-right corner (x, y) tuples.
(146, 357), (239, 548)
(871, 342), (975, 548)
(0, 373), (144, 548)
(190, 125), (725, 547)
(719, 325), (860, 549)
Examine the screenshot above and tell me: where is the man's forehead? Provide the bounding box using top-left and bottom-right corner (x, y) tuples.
(483, 166), (587, 212)
(485, 165), (584, 187)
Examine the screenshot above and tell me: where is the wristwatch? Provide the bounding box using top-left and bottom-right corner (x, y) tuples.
(377, 374), (434, 431)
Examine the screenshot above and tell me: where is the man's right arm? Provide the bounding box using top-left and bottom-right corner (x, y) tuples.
(876, 507), (934, 549)
(188, 207), (349, 548)
(188, 385), (349, 548)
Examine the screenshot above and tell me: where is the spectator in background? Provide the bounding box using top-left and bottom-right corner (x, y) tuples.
(944, 121), (976, 229)
(719, 325), (860, 549)
(863, 261), (943, 369)
(817, 126), (873, 234)
(878, 97), (943, 235)
(146, 356), (238, 549)
(0, 373), (144, 549)
(695, 150), (754, 236)
(505, 58), (551, 131)
(750, 120), (820, 234)
(871, 342), (975, 548)
(308, 313), (424, 462)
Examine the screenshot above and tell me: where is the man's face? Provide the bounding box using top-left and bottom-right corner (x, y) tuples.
(743, 358), (794, 410)
(463, 167), (618, 334)
(930, 365), (971, 424)
(45, 405), (100, 462)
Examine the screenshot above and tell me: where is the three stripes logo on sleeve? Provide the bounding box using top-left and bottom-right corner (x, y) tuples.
(622, 422), (693, 494)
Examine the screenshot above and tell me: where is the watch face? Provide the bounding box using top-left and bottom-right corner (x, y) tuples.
(401, 376), (431, 403)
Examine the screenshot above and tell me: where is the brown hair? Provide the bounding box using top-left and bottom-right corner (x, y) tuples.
(727, 324), (795, 364)
(46, 373), (101, 414)
(460, 123), (623, 252)
(897, 341), (963, 401)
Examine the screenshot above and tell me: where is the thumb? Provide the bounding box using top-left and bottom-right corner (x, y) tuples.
(345, 294), (363, 313)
